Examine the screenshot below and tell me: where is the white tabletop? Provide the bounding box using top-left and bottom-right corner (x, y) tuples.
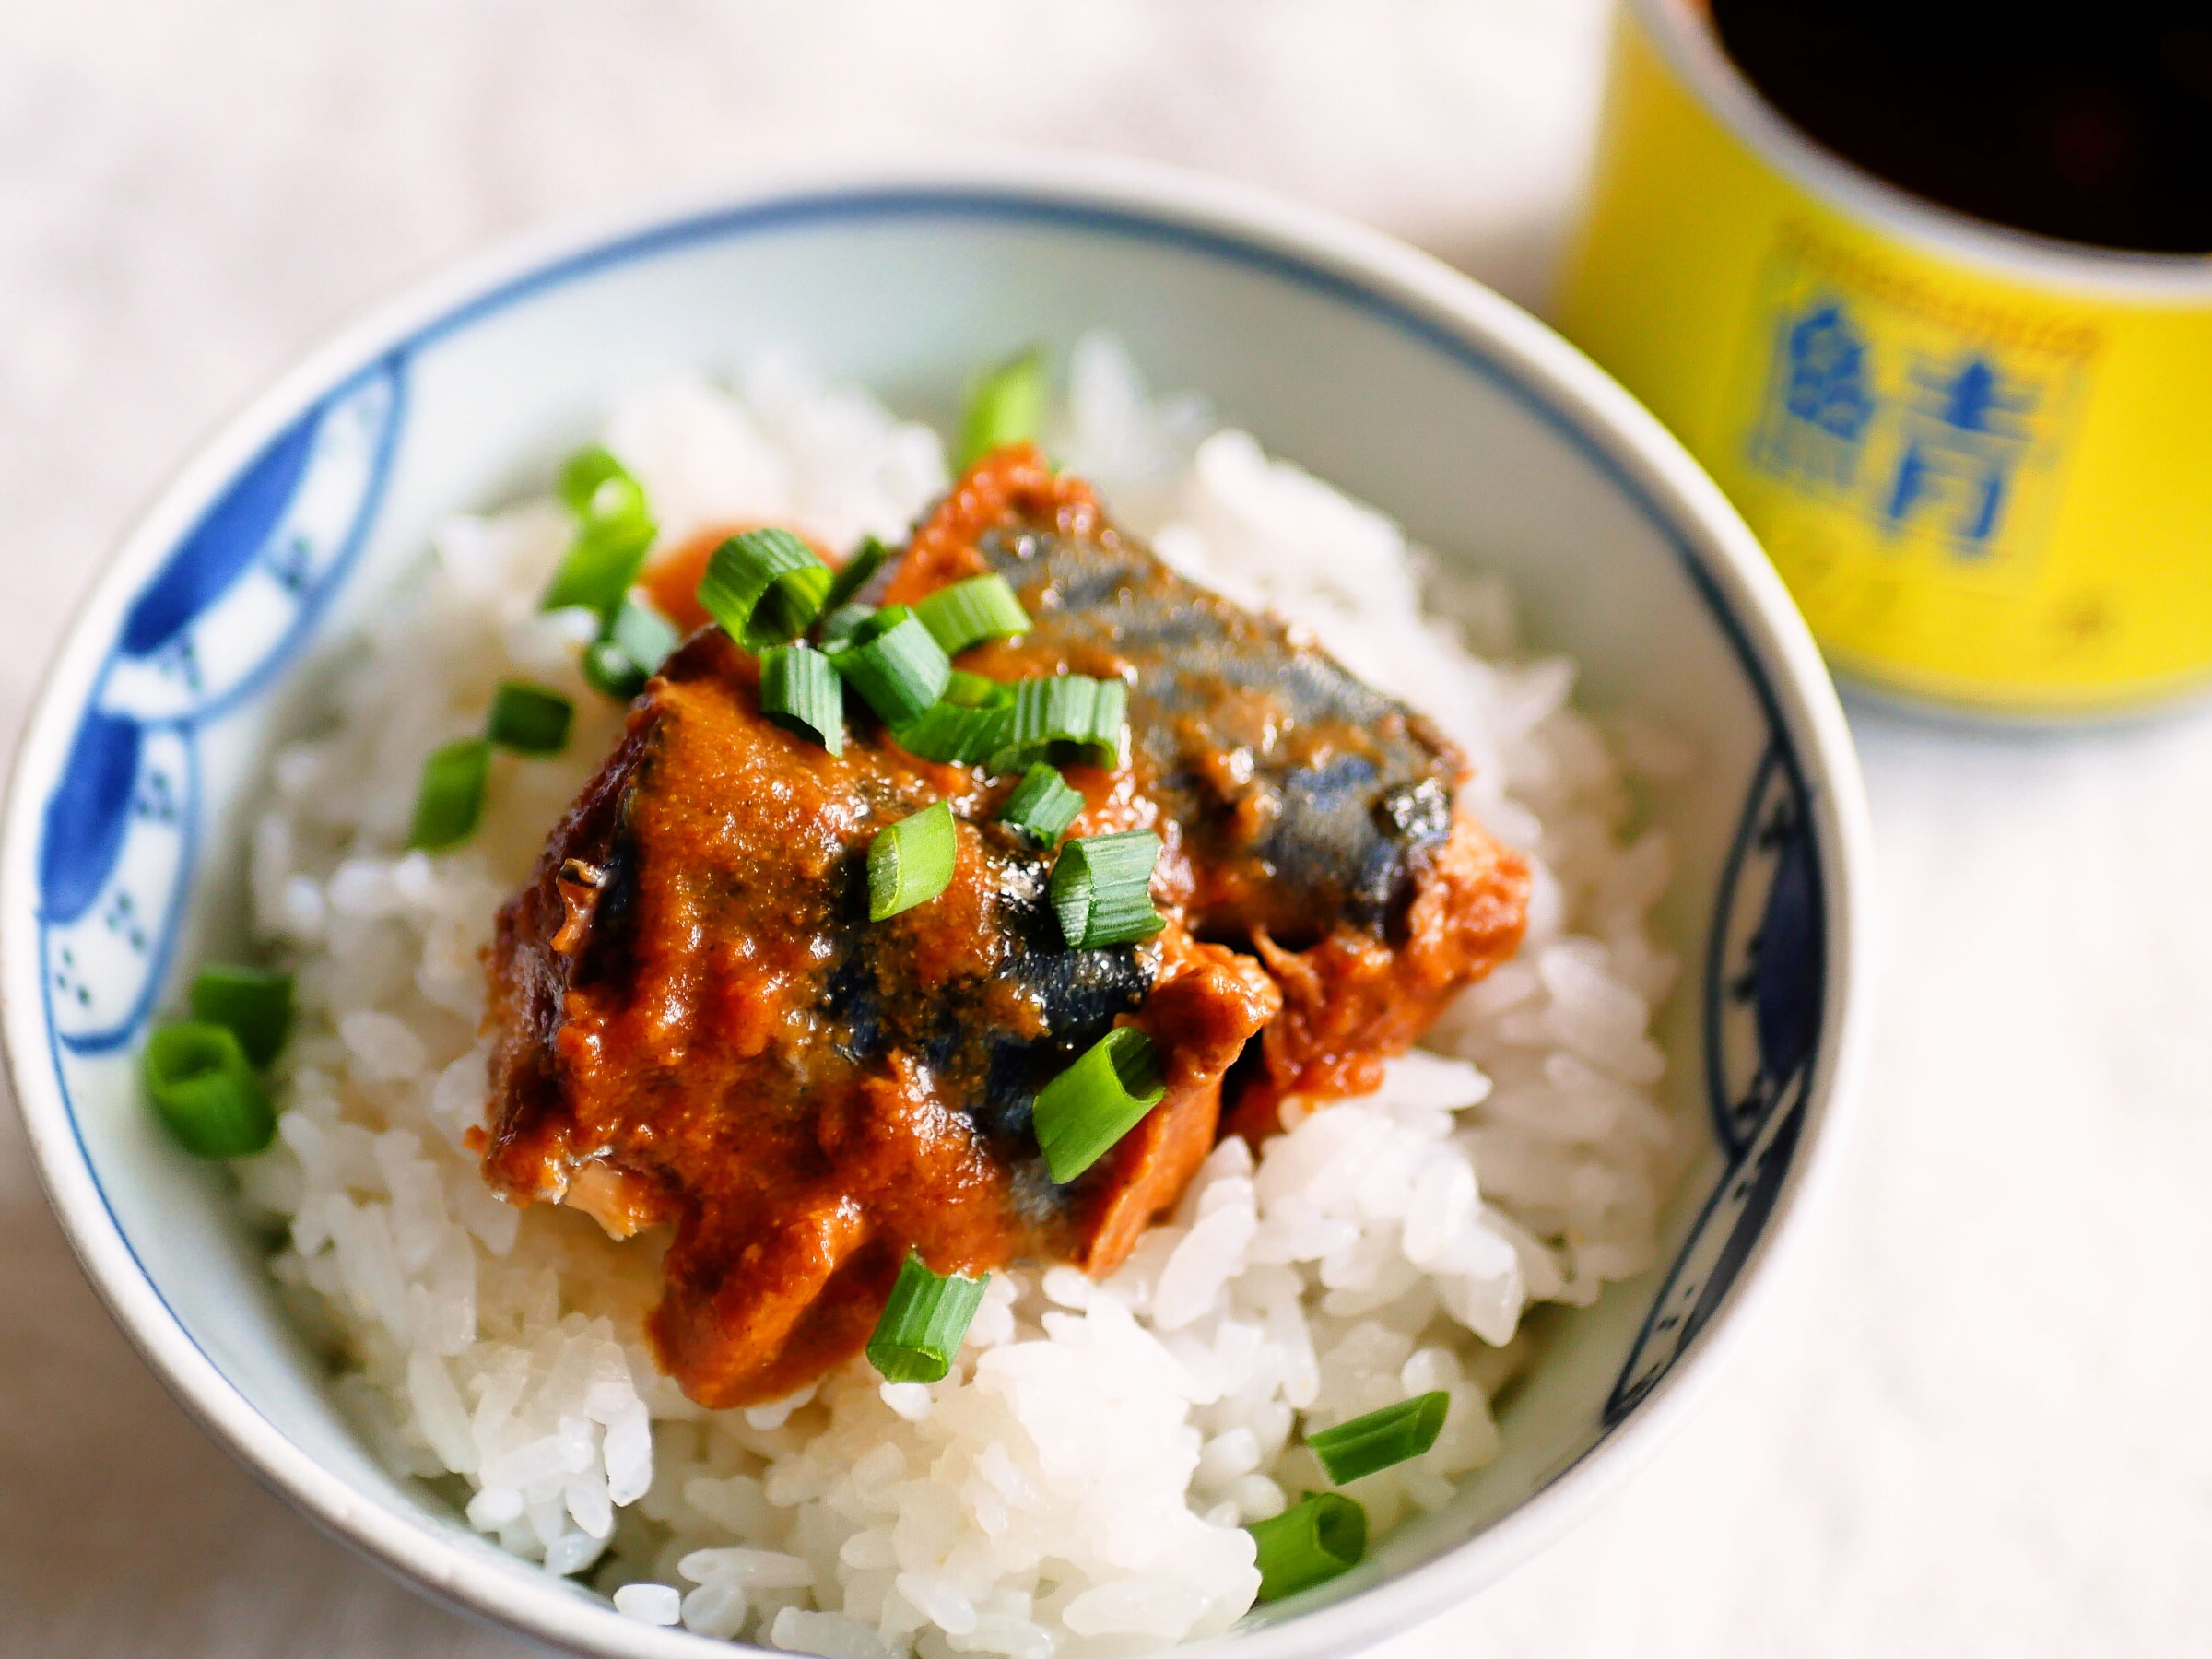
(7, 3), (2210, 1653)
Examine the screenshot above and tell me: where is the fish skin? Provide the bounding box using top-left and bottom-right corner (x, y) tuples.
(966, 516), (1460, 947)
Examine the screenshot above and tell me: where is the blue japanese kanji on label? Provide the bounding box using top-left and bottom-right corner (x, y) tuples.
(1883, 354), (2036, 553)
(1735, 231), (2086, 585)
(1750, 300), (1877, 490)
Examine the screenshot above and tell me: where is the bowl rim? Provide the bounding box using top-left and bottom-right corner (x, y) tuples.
(0, 148), (1876, 1658)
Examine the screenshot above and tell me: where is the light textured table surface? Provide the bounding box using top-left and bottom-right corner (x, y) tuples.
(7, 4), (2212, 1654)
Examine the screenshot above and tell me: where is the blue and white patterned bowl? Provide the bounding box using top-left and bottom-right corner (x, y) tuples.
(0, 157), (1872, 1656)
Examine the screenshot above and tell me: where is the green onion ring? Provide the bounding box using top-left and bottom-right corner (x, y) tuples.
(697, 527), (835, 652)
(407, 737), (491, 852)
(829, 606), (952, 726)
(998, 764), (1085, 848)
(542, 446), (655, 621)
(988, 675), (1127, 773)
(487, 682), (574, 755)
(142, 1021), (276, 1159)
(867, 799), (958, 922)
(913, 574), (1032, 657)
(957, 344), (1047, 468)
(819, 535), (892, 619)
(1246, 1493), (1368, 1602)
(1032, 1026), (1167, 1183)
(187, 966), (295, 1068)
(1049, 830), (1165, 948)
(760, 641), (844, 755)
(865, 1250), (991, 1384)
(1304, 1392), (1451, 1485)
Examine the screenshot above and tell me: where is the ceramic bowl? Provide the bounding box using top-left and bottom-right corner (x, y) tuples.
(0, 155), (1872, 1657)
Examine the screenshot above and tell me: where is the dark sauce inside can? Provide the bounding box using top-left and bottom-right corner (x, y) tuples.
(1708, 0), (2212, 253)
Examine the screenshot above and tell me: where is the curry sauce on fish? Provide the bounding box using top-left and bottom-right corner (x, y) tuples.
(479, 447), (1529, 1408)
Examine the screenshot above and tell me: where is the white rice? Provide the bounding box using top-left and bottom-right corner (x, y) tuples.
(230, 337), (1692, 1656)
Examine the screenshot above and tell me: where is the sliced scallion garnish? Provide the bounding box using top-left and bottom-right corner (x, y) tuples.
(582, 638), (648, 701)
(697, 527), (835, 653)
(819, 535), (891, 619)
(828, 606), (952, 726)
(557, 444), (647, 524)
(865, 1250), (991, 1384)
(407, 737), (491, 851)
(1032, 1026), (1166, 1182)
(1246, 1493), (1367, 1602)
(989, 675), (1127, 773)
(998, 764), (1084, 848)
(1305, 1392), (1451, 1485)
(913, 574), (1032, 657)
(817, 600), (874, 646)
(1049, 830), (1165, 948)
(487, 682), (574, 755)
(892, 702), (1008, 765)
(760, 641), (844, 756)
(892, 673), (1012, 764)
(543, 517), (656, 623)
(142, 1021), (276, 1158)
(187, 965), (294, 1067)
(944, 670), (1008, 707)
(580, 595), (680, 702)
(867, 800), (958, 922)
(610, 594), (679, 676)
(958, 345), (1047, 468)
(544, 447), (655, 622)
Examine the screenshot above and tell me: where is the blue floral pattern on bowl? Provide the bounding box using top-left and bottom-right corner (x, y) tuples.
(39, 361), (403, 1054)
(1607, 743), (1822, 1423)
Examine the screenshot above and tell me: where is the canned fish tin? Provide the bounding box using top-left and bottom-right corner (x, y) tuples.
(1559, 0), (2212, 716)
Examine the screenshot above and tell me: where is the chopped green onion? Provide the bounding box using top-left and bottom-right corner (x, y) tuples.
(542, 515), (656, 622)
(697, 528), (835, 652)
(610, 594), (679, 675)
(819, 535), (891, 619)
(1246, 1493), (1367, 1602)
(913, 575), (1032, 657)
(958, 345), (1048, 468)
(582, 638), (648, 701)
(867, 800), (958, 921)
(890, 672), (1012, 765)
(944, 670), (1010, 708)
(1049, 830), (1165, 948)
(989, 675), (1128, 773)
(407, 737), (491, 851)
(544, 447), (656, 622)
(142, 1021), (275, 1158)
(580, 595), (680, 702)
(1032, 1027), (1167, 1183)
(760, 642), (844, 756)
(818, 600), (874, 645)
(998, 764), (1084, 848)
(839, 605), (913, 644)
(557, 444), (647, 524)
(187, 965), (294, 1067)
(1305, 1393), (1451, 1485)
(892, 701), (1008, 765)
(865, 1250), (991, 1384)
(487, 681), (573, 755)
(829, 606), (952, 726)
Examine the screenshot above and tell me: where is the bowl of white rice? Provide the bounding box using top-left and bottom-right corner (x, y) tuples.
(1, 155), (1872, 1659)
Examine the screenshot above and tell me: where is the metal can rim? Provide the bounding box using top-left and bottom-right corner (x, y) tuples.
(1630, 0), (2212, 302)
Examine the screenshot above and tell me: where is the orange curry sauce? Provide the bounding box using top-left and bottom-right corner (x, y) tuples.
(479, 447), (1529, 1407)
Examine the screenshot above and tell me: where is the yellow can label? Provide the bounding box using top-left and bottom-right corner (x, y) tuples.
(1736, 225), (2096, 641)
(1559, 6), (2212, 715)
